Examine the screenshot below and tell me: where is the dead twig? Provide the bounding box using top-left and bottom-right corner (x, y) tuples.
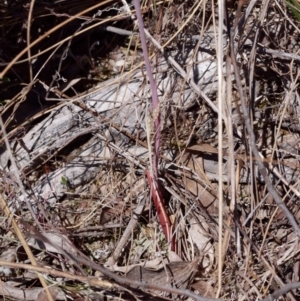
(230, 25), (300, 238)
(0, 195), (54, 301)
(260, 282), (300, 301)
(106, 195), (146, 266)
(17, 220), (223, 301)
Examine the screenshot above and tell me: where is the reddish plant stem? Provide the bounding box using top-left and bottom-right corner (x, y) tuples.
(146, 170), (175, 251)
(133, 0), (174, 249)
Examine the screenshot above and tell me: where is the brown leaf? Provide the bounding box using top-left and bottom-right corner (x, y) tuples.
(126, 258), (201, 292)
(187, 144), (218, 154)
(191, 280), (215, 298)
(181, 152), (217, 212)
(0, 283), (63, 301)
(37, 287), (58, 301)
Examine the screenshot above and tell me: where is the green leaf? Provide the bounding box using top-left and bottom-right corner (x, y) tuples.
(61, 176), (68, 186)
(286, 0), (300, 21)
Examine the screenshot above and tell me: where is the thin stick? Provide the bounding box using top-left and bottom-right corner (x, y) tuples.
(0, 260), (112, 288)
(0, 196), (54, 301)
(216, 0), (225, 297)
(0, 0), (113, 78)
(27, 0), (36, 82)
(230, 18), (300, 237)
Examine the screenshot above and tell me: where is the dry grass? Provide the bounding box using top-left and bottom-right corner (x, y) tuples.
(1, 0), (300, 300)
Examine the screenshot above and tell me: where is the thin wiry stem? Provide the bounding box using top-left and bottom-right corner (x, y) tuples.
(132, 0), (161, 179)
(230, 29), (300, 238)
(132, 0), (174, 249)
(0, 117), (42, 231)
(27, 0), (36, 82)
